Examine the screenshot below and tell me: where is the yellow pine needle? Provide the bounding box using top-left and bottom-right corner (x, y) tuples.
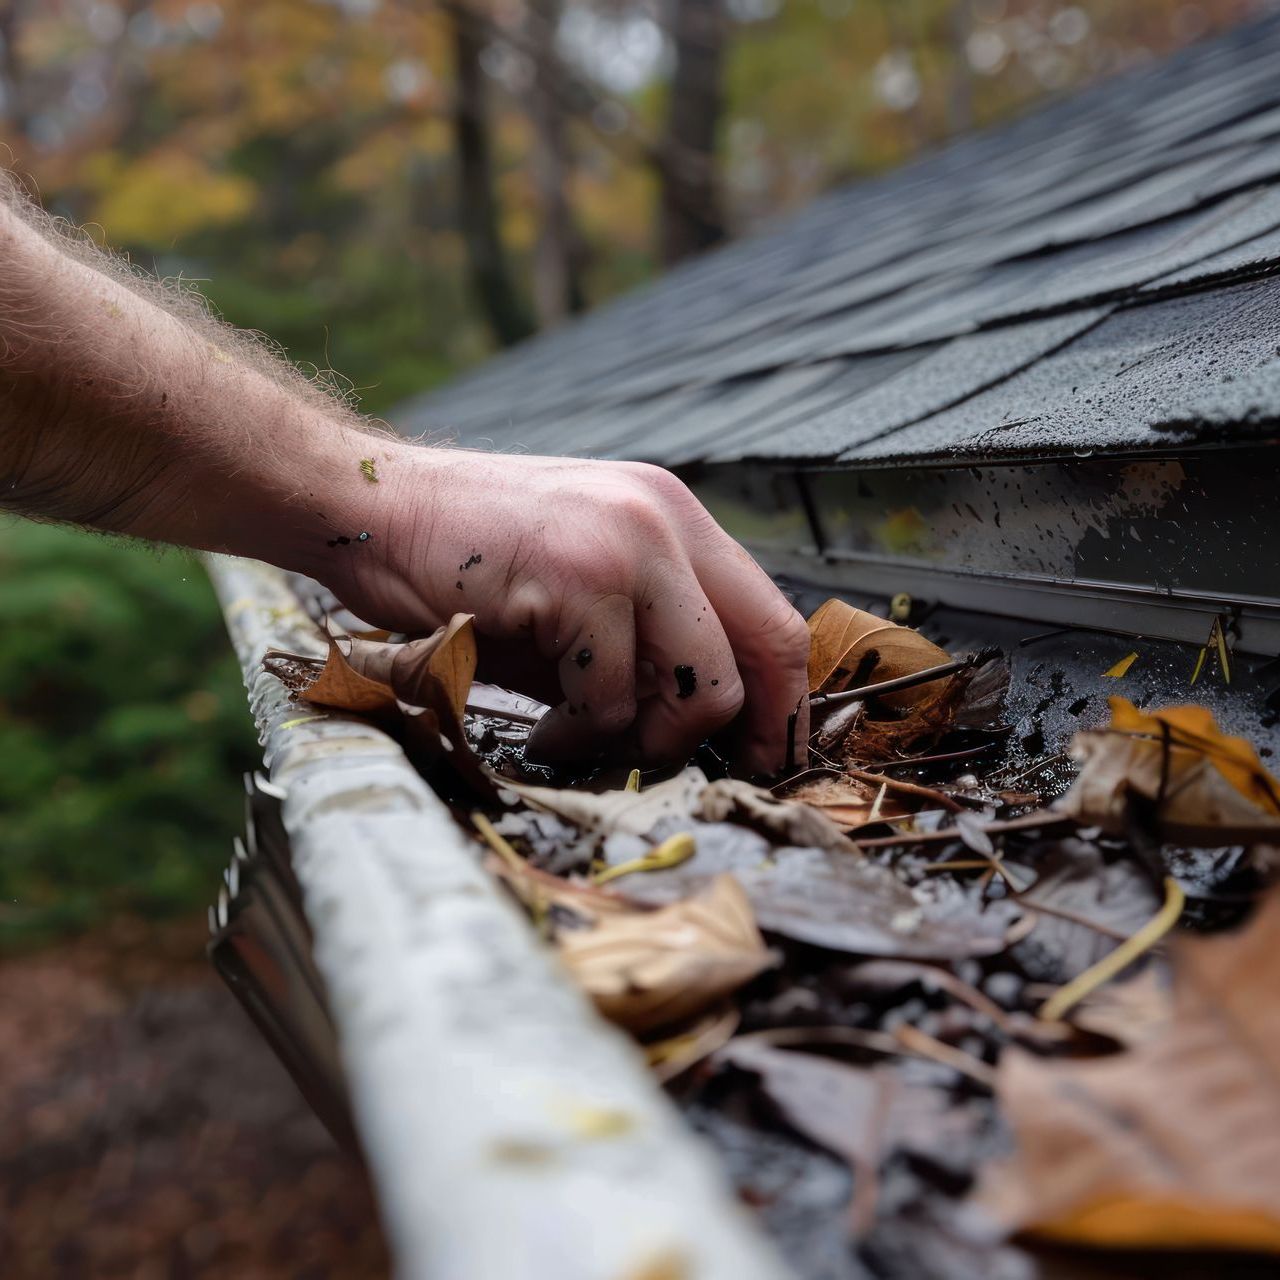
(624, 768), (642, 792)
(1103, 651), (1138, 678)
(1214, 616), (1232, 684)
(1190, 644), (1208, 685)
(592, 833), (696, 886)
(471, 810), (526, 876)
(1039, 875), (1185, 1022)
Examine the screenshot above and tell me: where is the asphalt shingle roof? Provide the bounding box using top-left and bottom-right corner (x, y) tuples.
(397, 12), (1280, 468)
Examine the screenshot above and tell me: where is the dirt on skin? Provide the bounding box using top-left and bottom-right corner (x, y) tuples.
(0, 915), (388, 1280)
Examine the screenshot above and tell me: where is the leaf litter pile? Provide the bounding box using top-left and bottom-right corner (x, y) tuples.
(266, 595), (1280, 1279)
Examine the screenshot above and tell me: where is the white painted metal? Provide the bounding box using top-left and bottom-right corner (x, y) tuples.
(206, 555), (792, 1280)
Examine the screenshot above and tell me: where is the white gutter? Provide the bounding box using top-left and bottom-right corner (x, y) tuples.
(206, 554), (792, 1280)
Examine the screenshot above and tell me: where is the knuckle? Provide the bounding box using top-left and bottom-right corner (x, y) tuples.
(697, 673), (746, 728)
(758, 603), (811, 668)
(592, 697), (638, 734)
(607, 486), (674, 540)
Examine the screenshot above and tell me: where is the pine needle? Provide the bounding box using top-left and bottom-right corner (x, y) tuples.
(1103, 652), (1138, 678)
(592, 833), (696, 886)
(471, 811), (526, 876)
(1039, 876), (1185, 1022)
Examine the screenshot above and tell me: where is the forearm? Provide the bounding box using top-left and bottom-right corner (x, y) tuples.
(0, 193), (387, 576)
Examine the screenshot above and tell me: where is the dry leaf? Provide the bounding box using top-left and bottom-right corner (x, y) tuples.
(1057, 697), (1280, 843)
(806, 598), (950, 708)
(980, 888), (1280, 1253)
(603, 821), (1023, 960)
(783, 774), (911, 832)
(556, 874), (774, 1034)
(501, 769), (708, 838)
(698, 778), (857, 852)
(263, 634), (398, 714)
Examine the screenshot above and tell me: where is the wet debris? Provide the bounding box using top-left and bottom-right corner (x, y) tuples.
(261, 595), (1280, 1279)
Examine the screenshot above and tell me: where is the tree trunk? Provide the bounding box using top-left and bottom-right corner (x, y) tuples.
(526, 0), (586, 326)
(659, 0), (727, 267)
(450, 3), (535, 347)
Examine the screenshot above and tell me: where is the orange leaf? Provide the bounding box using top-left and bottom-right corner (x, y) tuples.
(980, 888), (1280, 1253)
(806, 598), (950, 708)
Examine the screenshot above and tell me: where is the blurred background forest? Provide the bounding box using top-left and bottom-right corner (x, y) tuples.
(0, 0), (1267, 948)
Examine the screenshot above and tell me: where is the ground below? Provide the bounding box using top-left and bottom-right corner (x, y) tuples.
(0, 915), (388, 1280)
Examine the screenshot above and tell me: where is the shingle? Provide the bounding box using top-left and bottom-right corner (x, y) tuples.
(729, 309), (1109, 463)
(839, 280), (1280, 463)
(394, 13), (1280, 469)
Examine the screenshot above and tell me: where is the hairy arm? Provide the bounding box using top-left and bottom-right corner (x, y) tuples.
(0, 177), (808, 773)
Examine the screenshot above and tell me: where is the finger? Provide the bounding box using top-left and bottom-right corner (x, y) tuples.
(630, 559), (746, 765)
(689, 532), (811, 776)
(525, 593), (637, 761)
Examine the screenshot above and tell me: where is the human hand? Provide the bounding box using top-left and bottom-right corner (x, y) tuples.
(319, 445), (810, 775)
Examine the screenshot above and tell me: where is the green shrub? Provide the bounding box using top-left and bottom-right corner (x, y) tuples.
(0, 521), (256, 949)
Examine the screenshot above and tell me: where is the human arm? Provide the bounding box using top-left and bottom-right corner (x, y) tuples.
(0, 180), (809, 773)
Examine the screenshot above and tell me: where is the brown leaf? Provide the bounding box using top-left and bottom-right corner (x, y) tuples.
(1057, 697), (1280, 843)
(292, 636), (398, 714)
(342, 614), (477, 727)
(980, 888), (1280, 1253)
(783, 775), (911, 832)
(603, 821), (1023, 961)
(556, 874), (775, 1034)
(698, 778), (858, 853)
(806, 598), (950, 708)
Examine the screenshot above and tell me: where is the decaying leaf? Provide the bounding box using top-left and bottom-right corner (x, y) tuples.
(1056, 697), (1280, 843)
(783, 774), (911, 832)
(699, 778), (857, 853)
(1009, 838), (1161, 985)
(500, 769), (708, 839)
(263, 633), (397, 714)
(980, 888), (1280, 1253)
(556, 874), (775, 1034)
(806, 598), (950, 709)
(600, 821), (1022, 960)
(264, 613), (477, 738)
(506, 768), (858, 854)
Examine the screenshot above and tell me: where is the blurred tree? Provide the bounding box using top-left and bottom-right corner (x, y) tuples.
(448, 0), (536, 345)
(659, 0), (727, 264)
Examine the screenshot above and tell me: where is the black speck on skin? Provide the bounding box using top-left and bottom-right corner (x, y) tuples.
(711, 679), (719, 686)
(463, 552), (482, 570)
(455, 580), (464, 590)
(646, 602), (653, 610)
(574, 648), (593, 669)
(327, 535), (352, 548)
(674, 665), (697, 699)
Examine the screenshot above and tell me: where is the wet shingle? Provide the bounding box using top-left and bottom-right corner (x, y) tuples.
(396, 14), (1280, 468)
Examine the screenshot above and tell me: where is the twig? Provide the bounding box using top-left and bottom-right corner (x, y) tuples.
(858, 742), (1005, 771)
(808, 658), (972, 710)
(1039, 876), (1185, 1022)
(892, 1025), (998, 1089)
(840, 765), (965, 814)
(851, 810), (1071, 850)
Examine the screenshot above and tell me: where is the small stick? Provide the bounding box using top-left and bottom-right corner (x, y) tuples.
(840, 765), (966, 814)
(851, 810), (1070, 850)
(858, 742), (1005, 772)
(892, 1025), (998, 1089)
(808, 657), (972, 710)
